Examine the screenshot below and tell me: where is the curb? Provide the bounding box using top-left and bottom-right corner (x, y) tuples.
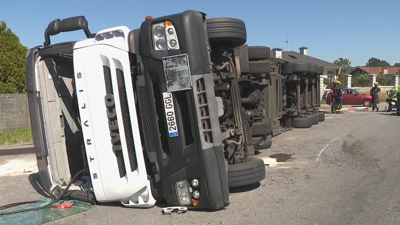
(0, 143), (35, 156)
(0, 143), (34, 150)
(320, 107), (367, 113)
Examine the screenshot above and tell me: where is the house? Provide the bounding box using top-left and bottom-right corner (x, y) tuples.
(350, 67), (400, 78)
(270, 47), (340, 81)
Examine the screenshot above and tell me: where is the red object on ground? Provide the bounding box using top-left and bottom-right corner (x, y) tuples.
(52, 202), (74, 208)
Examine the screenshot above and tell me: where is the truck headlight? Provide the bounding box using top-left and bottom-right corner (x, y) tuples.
(152, 21), (180, 51)
(175, 180), (192, 205)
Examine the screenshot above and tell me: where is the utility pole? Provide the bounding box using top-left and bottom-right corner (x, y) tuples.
(282, 35), (289, 51)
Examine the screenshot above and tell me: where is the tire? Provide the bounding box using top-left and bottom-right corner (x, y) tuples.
(310, 64), (318, 74)
(281, 116), (292, 127)
(293, 62), (312, 73)
(228, 157), (265, 188)
(206, 18), (247, 49)
(310, 114), (319, 125)
(281, 62), (293, 75)
(317, 66), (324, 75)
(387, 104), (392, 112)
(249, 61), (270, 74)
(248, 46), (271, 60)
(251, 121), (272, 136)
(252, 134), (272, 150)
(363, 99), (372, 107)
(292, 117), (312, 128)
(318, 112), (325, 122)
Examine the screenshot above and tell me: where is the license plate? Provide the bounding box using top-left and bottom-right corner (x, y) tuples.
(162, 92), (178, 137)
(162, 54), (192, 93)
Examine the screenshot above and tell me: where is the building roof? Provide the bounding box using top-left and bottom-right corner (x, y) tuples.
(272, 50), (340, 69)
(350, 67), (400, 75)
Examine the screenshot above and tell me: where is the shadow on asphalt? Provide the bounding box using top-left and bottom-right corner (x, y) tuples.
(379, 112), (400, 116)
(229, 182), (261, 193)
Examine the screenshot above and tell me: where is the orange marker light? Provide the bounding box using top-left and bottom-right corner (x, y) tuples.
(145, 16), (153, 21)
(192, 199), (199, 206)
(165, 21), (173, 27)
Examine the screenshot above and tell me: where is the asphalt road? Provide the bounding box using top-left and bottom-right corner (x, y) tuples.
(1, 109), (400, 225)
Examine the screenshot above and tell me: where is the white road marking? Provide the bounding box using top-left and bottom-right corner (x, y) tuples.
(315, 123), (374, 163)
(315, 134), (346, 162)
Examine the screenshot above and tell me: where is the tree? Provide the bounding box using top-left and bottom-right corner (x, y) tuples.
(376, 73), (392, 86)
(0, 21), (28, 93)
(393, 63), (400, 67)
(352, 74), (369, 87)
(333, 57), (351, 73)
(366, 57), (391, 67)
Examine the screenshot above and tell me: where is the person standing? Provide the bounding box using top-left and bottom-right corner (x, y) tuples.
(330, 81), (343, 112)
(397, 84), (400, 115)
(370, 82), (381, 112)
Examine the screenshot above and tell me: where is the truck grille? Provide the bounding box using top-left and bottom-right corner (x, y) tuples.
(137, 85), (156, 153)
(116, 69), (137, 172)
(195, 78), (212, 143)
(103, 66), (137, 177)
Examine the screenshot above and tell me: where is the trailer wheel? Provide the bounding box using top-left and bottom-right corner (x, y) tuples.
(310, 113), (319, 125)
(249, 61), (271, 74)
(206, 18), (247, 49)
(281, 62), (293, 75)
(293, 62), (312, 73)
(318, 112), (325, 121)
(248, 46), (271, 60)
(292, 117), (312, 128)
(228, 157), (265, 188)
(252, 134), (272, 150)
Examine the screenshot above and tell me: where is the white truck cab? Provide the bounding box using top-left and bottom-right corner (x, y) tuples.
(25, 16), (155, 208)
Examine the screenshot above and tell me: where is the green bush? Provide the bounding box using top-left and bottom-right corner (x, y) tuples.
(352, 74), (369, 87)
(0, 82), (18, 94)
(376, 73), (392, 86)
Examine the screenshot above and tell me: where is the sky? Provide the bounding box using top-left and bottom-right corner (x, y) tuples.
(2, 0), (399, 67)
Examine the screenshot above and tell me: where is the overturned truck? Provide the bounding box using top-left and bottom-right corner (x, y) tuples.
(25, 10), (265, 211)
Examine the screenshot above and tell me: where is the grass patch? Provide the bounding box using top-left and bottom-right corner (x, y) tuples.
(0, 129), (33, 146)
(321, 100), (326, 104)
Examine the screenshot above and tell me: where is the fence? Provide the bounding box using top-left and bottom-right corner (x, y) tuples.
(0, 94), (31, 132)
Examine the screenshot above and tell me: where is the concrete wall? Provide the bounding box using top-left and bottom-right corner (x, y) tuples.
(0, 94), (31, 132)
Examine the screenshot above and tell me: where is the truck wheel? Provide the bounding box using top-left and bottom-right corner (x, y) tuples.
(281, 62), (293, 75)
(292, 117), (312, 128)
(206, 18), (246, 49)
(228, 157), (265, 188)
(248, 46), (271, 60)
(318, 112), (325, 122)
(293, 62), (312, 74)
(252, 134), (272, 150)
(310, 114), (319, 125)
(249, 61), (271, 74)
